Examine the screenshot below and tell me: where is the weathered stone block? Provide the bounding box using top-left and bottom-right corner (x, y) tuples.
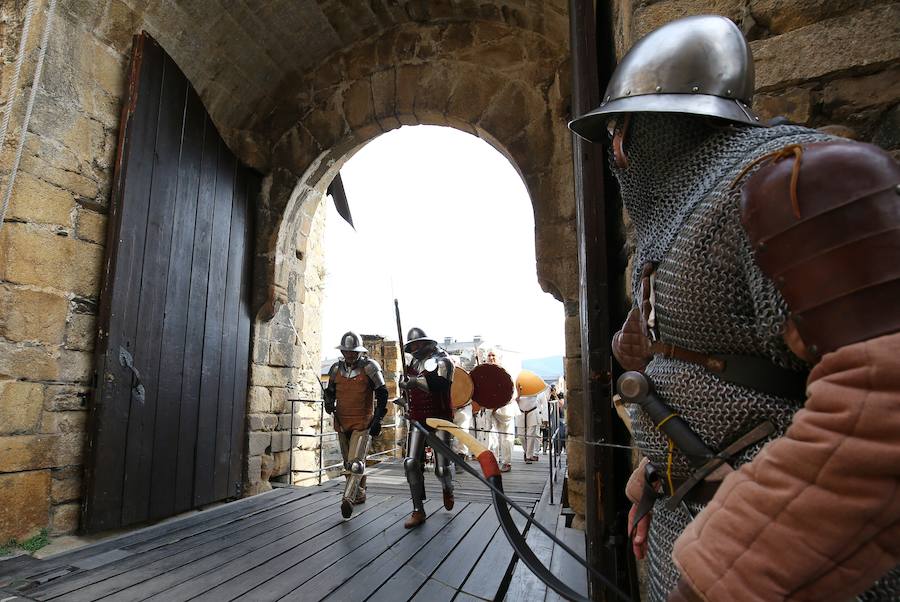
(65, 313), (97, 351)
(44, 385), (89, 411)
(567, 474), (587, 517)
(249, 364), (294, 388)
(272, 451), (290, 477)
(0, 286), (69, 344)
(270, 430), (290, 452)
(873, 105), (900, 150)
(564, 314), (582, 357)
(0, 224), (102, 297)
(248, 386), (271, 413)
(51, 469), (82, 504)
(478, 80), (537, 144)
(0, 341), (58, 381)
(50, 502), (81, 535)
(76, 210), (107, 245)
(0, 470), (51, 541)
(566, 437), (585, 480)
(753, 87), (812, 125)
(749, 0), (867, 35)
(0, 381), (44, 435)
(6, 172), (75, 226)
(633, 0), (744, 41)
(246, 454), (262, 484)
(58, 350), (92, 383)
(268, 342), (300, 367)
(342, 78), (377, 133)
(260, 453), (274, 481)
(270, 387), (290, 413)
(822, 68), (900, 122)
(247, 414), (266, 431)
(394, 64), (427, 122)
(247, 431), (272, 456)
(291, 448), (318, 469)
(23, 162), (100, 200)
(40, 411), (87, 434)
(751, 5), (900, 91)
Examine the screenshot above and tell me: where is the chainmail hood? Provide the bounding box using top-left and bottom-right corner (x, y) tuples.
(611, 113), (818, 294)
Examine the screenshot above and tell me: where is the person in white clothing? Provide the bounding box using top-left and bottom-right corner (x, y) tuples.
(485, 348), (517, 472)
(515, 372), (550, 463)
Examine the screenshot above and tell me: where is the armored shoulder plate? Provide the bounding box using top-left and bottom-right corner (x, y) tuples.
(327, 362), (340, 380)
(740, 140), (900, 357)
(362, 357), (386, 388)
(434, 356), (454, 382)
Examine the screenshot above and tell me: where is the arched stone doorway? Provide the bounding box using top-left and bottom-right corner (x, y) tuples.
(235, 16), (582, 497)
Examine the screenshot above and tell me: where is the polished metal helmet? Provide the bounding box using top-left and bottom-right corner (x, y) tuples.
(336, 331), (367, 353)
(569, 15), (762, 141)
(404, 327), (437, 352)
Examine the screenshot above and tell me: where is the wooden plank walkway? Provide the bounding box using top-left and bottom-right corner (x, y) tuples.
(0, 448), (582, 602)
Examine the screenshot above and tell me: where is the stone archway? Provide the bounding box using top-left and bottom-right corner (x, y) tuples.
(242, 19), (581, 492)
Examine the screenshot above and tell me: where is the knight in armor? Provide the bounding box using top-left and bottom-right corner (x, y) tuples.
(570, 15), (900, 602)
(323, 332), (388, 519)
(399, 327), (456, 528)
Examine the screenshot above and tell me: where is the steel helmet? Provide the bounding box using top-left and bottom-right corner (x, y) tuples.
(569, 15), (762, 141)
(404, 327), (437, 352)
(336, 331), (367, 353)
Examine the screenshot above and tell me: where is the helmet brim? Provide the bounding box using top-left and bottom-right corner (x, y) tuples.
(569, 93), (764, 142)
(404, 337), (437, 352)
(336, 344), (368, 353)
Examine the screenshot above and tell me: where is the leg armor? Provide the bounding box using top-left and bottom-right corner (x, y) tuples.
(433, 430), (454, 492)
(342, 430), (371, 505)
(404, 426), (427, 512)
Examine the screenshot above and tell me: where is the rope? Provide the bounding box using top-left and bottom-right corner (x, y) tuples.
(0, 0), (36, 181)
(0, 0), (57, 232)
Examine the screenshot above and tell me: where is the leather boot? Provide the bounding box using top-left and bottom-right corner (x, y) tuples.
(341, 498), (353, 519)
(443, 490), (455, 511)
(404, 510), (427, 528)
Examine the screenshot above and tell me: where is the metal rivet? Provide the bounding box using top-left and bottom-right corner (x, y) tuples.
(757, 241), (766, 251)
(776, 276), (785, 286)
(655, 85), (662, 93)
(625, 89), (631, 96)
(692, 86), (699, 93)
(895, 184), (900, 195)
(808, 344), (819, 356)
(606, 95), (611, 102)
(726, 89), (732, 96)
(755, 116), (760, 121)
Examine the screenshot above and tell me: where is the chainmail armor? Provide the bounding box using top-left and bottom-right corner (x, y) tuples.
(614, 114), (899, 601)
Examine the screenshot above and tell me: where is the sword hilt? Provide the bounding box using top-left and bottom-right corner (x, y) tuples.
(617, 371), (713, 469)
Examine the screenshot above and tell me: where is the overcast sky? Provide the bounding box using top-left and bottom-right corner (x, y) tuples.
(319, 125), (564, 360)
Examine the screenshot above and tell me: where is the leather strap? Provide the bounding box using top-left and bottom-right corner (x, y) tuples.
(650, 340), (808, 399)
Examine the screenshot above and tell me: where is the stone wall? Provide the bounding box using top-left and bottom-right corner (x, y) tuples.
(247, 195), (329, 494)
(612, 1), (899, 154)
(0, 0), (122, 540)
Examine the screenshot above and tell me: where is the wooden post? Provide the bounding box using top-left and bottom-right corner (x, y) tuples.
(569, 1), (637, 599)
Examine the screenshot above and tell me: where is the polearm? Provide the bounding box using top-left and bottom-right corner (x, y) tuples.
(393, 298), (410, 411)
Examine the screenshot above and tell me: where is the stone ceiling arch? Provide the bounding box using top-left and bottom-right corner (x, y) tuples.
(257, 19), (576, 320)
(100, 1), (569, 163)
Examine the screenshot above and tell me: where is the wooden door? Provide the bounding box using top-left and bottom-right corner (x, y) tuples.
(83, 33), (258, 532)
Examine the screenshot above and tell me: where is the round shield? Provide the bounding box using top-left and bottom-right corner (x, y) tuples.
(516, 369), (548, 397)
(470, 363), (514, 410)
(450, 366), (474, 409)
